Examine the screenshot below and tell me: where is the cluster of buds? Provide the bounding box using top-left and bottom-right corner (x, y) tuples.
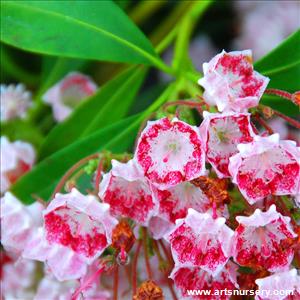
(1, 50), (300, 300)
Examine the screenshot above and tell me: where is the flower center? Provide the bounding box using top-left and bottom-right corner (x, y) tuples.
(163, 141), (181, 163)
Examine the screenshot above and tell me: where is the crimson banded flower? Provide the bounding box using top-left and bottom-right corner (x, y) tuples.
(166, 208), (234, 276)
(233, 205), (297, 272)
(199, 111), (255, 178)
(198, 50), (269, 112)
(170, 261), (239, 300)
(135, 117), (205, 190)
(99, 159), (157, 226)
(229, 134), (300, 204)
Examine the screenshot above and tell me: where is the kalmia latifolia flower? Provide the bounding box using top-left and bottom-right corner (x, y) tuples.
(135, 117), (205, 189)
(255, 269), (300, 300)
(1, 136), (35, 193)
(233, 205), (297, 272)
(43, 188), (117, 262)
(42, 72), (97, 122)
(198, 50), (269, 112)
(1, 192), (43, 254)
(99, 159), (157, 226)
(166, 208), (234, 275)
(229, 134), (300, 204)
(151, 178), (229, 236)
(23, 188), (117, 281)
(199, 111), (255, 177)
(170, 261), (239, 300)
(0, 83), (32, 121)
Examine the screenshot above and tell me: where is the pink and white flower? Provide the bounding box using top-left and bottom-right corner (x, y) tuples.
(198, 50), (269, 112)
(0, 83), (32, 121)
(1, 192), (43, 254)
(99, 159), (157, 226)
(233, 205), (297, 272)
(151, 181), (229, 236)
(255, 269), (300, 300)
(229, 134), (300, 204)
(42, 72), (97, 122)
(43, 188), (117, 262)
(1, 136), (35, 193)
(166, 208), (234, 275)
(135, 118), (205, 189)
(23, 188), (117, 281)
(1, 254), (36, 300)
(170, 261), (239, 300)
(199, 111), (255, 177)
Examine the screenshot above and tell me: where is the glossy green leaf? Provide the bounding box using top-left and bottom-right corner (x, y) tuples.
(38, 66), (147, 160)
(1, 0), (158, 65)
(255, 30), (300, 115)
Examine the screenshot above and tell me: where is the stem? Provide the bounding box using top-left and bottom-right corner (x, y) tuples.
(265, 88), (293, 101)
(129, 0), (167, 25)
(273, 110), (300, 129)
(152, 240), (178, 300)
(253, 113), (274, 134)
(142, 227), (153, 280)
(51, 153), (100, 199)
(132, 239), (142, 296)
(94, 158), (103, 194)
(113, 265), (119, 300)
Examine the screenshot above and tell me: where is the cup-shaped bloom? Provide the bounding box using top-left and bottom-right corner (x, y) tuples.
(43, 188), (117, 262)
(233, 205), (297, 272)
(1, 192), (43, 254)
(42, 72), (97, 122)
(170, 261), (239, 300)
(198, 50), (269, 112)
(135, 118), (205, 190)
(166, 209), (234, 276)
(0, 84), (32, 121)
(229, 134), (300, 204)
(99, 159), (157, 226)
(255, 269), (300, 300)
(199, 111), (255, 177)
(1, 136), (35, 193)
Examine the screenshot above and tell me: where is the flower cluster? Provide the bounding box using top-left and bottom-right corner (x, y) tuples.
(1, 50), (299, 299)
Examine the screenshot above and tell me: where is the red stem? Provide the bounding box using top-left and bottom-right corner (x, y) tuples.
(113, 265), (119, 300)
(132, 239), (142, 296)
(273, 110), (300, 129)
(153, 240), (178, 300)
(253, 113), (274, 134)
(142, 227), (153, 280)
(51, 153), (100, 199)
(265, 88), (293, 100)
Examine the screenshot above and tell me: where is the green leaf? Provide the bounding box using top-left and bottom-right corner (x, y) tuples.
(1, 0), (158, 65)
(255, 30), (300, 115)
(38, 66), (147, 160)
(11, 115), (140, 204)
